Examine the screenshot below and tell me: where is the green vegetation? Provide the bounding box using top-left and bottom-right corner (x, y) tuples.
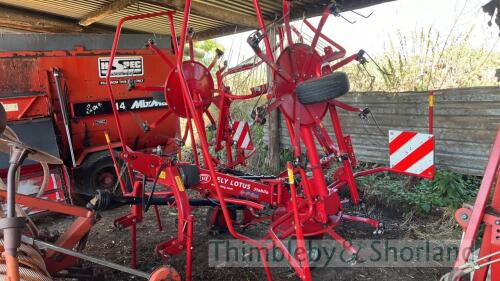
(184, 39), (225, 68)
(345, 27), (500, 92)
(357, 169), (481, 214)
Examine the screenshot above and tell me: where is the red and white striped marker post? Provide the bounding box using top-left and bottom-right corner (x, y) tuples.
(232, 121), (254, 150)
(389, 130), (435, 179)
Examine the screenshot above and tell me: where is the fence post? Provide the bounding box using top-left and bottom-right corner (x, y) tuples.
(428, 90), (434, 134)
(267, 28), (280, 174)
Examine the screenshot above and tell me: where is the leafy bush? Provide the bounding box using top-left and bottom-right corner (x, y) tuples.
(344, 27), (500, 92)
(358, 169), (480, 214)
(411, 170), (480, 212)
(279, 148), (295, 168)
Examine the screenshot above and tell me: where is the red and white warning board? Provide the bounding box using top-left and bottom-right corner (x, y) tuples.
(232, 121), (254, 150)
(389, 130), (435, 179)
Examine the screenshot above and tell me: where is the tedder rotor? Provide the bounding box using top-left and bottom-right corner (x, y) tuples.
(0, 1), (436, 281)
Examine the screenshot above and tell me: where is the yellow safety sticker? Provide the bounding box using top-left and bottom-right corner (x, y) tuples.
(175, 175), (185, 192)
(104, 132), (110, 144)
(159, 171), (167, 179)
(429, 95), (434, 107)
(287, 166), (294, 183)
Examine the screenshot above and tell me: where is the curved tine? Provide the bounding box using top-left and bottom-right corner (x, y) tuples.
(351, 10), (373, 18)
(339, 13), (357, 24)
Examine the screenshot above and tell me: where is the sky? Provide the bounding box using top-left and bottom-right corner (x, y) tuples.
(215, 0), (500, 66)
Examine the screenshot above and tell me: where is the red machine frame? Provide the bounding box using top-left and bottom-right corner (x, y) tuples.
(100, 2), (434, 281)
(0, 190), (96, 274)
(450, 128), (500, 281)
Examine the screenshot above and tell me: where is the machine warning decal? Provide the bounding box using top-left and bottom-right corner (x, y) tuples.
(73, 97), (167, 117)
(98, 56), (144, 78)
(94, 119), (107, 126)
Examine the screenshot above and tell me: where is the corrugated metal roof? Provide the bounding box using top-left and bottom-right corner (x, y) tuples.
(0, 0), (108, 18)
(101, 2), (228, 35)
(0, 0), (391, 39)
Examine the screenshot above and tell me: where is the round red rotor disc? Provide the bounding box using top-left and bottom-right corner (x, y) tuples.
(165, 60), (214, 119)
(274, 43), (327, 127)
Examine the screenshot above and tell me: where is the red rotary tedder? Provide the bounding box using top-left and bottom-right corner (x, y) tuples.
(100, 1), (433, 281)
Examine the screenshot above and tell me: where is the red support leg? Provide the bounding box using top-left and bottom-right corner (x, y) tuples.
(326, 229), (357, 256)
(188, 119), (199, 165)
(452, 128), (500, 280)
(153, 205), (163, 232)
(286, 162), (312, 280)
(328, 105), (360, 204)
(300, 126), (328, 223)
(342, 214), (381, 229)
(472, 229), (492, 281)
(260, 248), (273, 281)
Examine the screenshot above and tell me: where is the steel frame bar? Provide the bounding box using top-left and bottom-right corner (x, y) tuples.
(0, 191), (95, 274)
(452, 128), (500, 280)
(300, 126), (328, 222)
(328, 105), (360, 204)
(286, 162), (312, 280)
(104, 131), (128, 195)
(105, 10), (176, 151)
(21, 236), (151, 279)
(310, 5), (332, 50)
(303, 17), (346, 60)
(147, 41), (175, 68)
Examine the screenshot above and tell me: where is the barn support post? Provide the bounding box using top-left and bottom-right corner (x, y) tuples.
(267, 107), (280, 173)
(266, 27), (280, 174)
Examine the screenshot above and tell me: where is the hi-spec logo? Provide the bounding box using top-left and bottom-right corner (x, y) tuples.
(98, 56), (144, 78)
(200, 174), (212, 184)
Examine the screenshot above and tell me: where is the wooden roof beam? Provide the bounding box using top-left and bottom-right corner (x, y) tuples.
(0, 5), (135, 34)
(79, 0), (140, 27)
(144, 0), (267, 29)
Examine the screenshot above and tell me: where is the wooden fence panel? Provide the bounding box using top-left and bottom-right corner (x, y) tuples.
(272, 87), (500, 176)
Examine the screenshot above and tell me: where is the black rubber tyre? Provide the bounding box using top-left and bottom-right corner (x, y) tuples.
(73, 151), (132, 199)
(296, 72), (350, 105)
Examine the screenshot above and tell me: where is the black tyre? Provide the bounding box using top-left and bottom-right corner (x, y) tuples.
(296, 72), (350, 105)
(73, 151), (132, 198)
